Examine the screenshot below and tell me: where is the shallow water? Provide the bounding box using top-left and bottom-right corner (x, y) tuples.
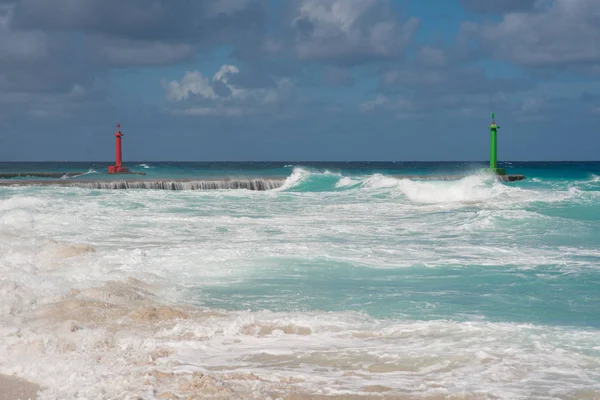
(1, 162), (600, 399)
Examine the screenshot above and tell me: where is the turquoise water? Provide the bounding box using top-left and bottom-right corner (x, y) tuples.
(1, 161), (600, 399)
(194, 264), (600, 328)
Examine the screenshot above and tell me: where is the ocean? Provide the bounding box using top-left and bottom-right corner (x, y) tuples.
(1, 161), (599, 399)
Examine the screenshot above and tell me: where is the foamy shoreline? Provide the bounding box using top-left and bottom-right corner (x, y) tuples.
(0, 374), (39, 400)
(0, 371), (509, 400)
(2, 172), (599, 399)
(4, 276), (599, 399)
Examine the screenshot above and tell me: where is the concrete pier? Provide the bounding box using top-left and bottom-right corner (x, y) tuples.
(0, 178), (284, 191)
(0, 174), (525, 190)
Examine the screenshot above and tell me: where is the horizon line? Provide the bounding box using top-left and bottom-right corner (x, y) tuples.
(1, 160), (599, 163)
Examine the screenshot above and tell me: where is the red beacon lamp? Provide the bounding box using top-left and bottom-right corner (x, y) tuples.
(108, 124), (130, 174)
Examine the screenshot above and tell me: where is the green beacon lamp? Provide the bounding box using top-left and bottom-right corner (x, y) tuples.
(486, 112), (506, 176)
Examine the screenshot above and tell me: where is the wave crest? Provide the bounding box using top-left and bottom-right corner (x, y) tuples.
(280, 168), (511, 204)
(391, 174), (503, 204)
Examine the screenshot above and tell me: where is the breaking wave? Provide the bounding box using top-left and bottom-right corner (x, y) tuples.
(280, 167), (507, 198)
(61, 169), (98, 180)
(0, 168), (595, 202)
(273, 168), (595, 208)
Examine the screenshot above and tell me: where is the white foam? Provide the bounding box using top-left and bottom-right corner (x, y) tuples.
(274, 167), (307, 191)
(354, 173), (583, 209)
(0, 196), (45, 211)
(361, 173), (399, 189)
(335, 177), (360, 188)
(394, 174), (501, 203)
(0, 175), (599, 399)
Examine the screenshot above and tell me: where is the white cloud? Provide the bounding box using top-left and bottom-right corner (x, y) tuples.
(465, 0), (600, 69)
(164, 71), (216, 102)
(290, 0), (419, 64)
(162, 64), (294, 116)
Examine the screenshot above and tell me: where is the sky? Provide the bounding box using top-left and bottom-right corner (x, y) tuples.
(0, 0), (599, 162)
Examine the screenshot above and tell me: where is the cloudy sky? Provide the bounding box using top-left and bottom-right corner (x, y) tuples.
(0, 0), (598, 161)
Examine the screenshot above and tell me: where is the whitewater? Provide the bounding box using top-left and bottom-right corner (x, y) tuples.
(1, 163), (600, 399)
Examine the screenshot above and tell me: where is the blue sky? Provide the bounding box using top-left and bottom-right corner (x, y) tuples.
(0, 0), (598, 161)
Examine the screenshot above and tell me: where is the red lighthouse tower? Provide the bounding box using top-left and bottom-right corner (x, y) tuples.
(108, 124), (130, 173)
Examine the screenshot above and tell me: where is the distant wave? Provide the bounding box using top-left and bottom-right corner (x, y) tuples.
(273, 167), (584, 205)
(61, 169), (98, 180)
(277, 167), (503, 199)
(3, 168), (589, 204)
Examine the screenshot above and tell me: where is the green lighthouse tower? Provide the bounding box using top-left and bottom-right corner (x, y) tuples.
(485, 112), (506, 175)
